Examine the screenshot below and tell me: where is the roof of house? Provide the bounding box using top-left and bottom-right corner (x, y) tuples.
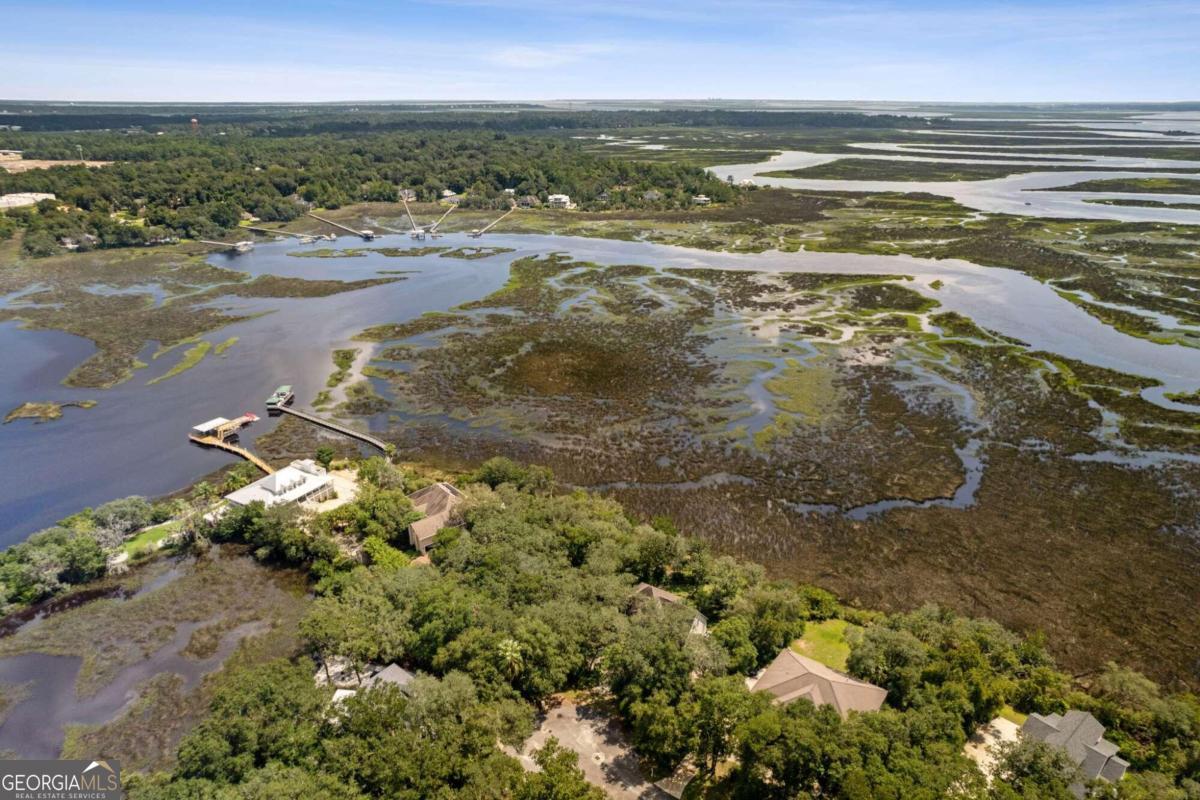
(752, 649), (887, 717)
(633, 582), (685, 605)
(407, 482), (465, 547)
(225, 461), (332, 507)
(370, 663), (415, 692)
(192, 417), (230, 434)
(631, 583), (707, 633)
(1022, 711), (1129, 785)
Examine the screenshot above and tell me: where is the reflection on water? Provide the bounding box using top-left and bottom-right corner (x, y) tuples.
(0, 619), (265, 759)
(1, 232), (1197, 544)
(707, 112), (1200, 223)
(713, 152), (1200, 224)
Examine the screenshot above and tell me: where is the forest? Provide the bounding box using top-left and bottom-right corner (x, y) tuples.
(54, 457), (1187, 800)
(0, 105), (924, 133)
(0, 125), (737, 256)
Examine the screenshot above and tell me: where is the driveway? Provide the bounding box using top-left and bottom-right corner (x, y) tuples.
(965, 716), (1021, 779)
(512, 698), (671, 800)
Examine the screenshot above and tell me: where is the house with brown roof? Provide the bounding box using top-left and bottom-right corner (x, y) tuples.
(406, 482), (465, 554)
(631, 582), (707, 636)
(1021, 710), (1128, 797)
(752, 649), (886, 718)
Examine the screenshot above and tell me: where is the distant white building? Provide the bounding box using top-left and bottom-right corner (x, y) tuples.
(225, 459), (333, 508)
(547, 193), (573, 209)
(691, 194), (711, 206)
(0, 192), (55, 209)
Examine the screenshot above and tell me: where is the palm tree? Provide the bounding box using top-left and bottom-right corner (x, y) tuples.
(191, 481), (216, 509)
(498, 638), (524, 680)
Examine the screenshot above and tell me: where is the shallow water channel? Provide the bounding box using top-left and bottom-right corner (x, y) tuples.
(1, 233), (1196, 542)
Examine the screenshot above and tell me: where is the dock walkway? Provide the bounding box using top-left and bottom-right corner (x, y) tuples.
(276, 406), (388, 452)
(188, 434), (275, 474)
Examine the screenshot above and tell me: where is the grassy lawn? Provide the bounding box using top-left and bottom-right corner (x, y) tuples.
(121, 520), (182, 556)
(999, 705), (1029, 726)
(791, 618), (857, 671)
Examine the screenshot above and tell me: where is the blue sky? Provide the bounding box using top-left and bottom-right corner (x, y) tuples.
(3, 0), (1198, 102)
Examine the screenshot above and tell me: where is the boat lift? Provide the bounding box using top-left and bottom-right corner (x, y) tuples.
(469, 202), (517, 238)
(190, 412), (260, 443)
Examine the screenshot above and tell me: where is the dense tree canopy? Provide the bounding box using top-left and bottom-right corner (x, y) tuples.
(6, 456), (1197, 798)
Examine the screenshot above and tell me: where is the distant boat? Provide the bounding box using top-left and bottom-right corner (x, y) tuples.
(265, 385), (294, 412)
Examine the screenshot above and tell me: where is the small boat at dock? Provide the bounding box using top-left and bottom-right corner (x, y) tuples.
(265, 385), (294, 413)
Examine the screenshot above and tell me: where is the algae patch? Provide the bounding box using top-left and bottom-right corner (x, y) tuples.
(4, 400), (97, 424)
(147, 341), (211, 386)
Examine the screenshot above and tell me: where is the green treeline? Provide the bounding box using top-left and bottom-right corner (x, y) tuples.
(0, 107), (921, 133)
(1, 128), (737, 255)
(116, 458), (1199, 800)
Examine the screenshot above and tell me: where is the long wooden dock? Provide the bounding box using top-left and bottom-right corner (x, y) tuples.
(306, 212), (375, 240)
(188, 434), (275, 474)
(276, 405), (388, 452)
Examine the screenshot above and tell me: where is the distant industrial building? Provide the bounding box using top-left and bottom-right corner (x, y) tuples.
(225, 459), (333, 508)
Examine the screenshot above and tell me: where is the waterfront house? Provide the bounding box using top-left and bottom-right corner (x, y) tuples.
(691, 194), (711, 206)
(225, 459), (333, 508)
(517, 195), (540, 208)
(406, 482), (465, 554)
(547, 193), (572, 209)
(369, 663), (416, 694)
(752, 649), (887, 717)
(1021, 710), (1128, 796)
(630, 582), (708, 636)
(642, 189), (663, 202)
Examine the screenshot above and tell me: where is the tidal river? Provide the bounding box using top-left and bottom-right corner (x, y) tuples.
(1, 233), (1197, 544)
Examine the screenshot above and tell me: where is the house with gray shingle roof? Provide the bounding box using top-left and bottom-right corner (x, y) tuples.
(370, 663), (416, 694)
(1021, 710), (1128, 797)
